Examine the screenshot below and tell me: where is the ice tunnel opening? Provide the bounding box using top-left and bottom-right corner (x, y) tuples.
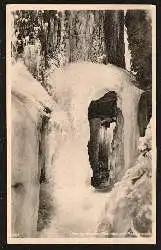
(87, 91), (123, 191)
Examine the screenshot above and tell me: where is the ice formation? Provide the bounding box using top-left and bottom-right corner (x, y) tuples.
(10, 61), (54, 237)
(42, 62), (143, 237)
(10, 60), (54, 115)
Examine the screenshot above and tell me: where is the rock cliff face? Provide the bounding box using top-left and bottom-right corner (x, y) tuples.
(125, 10), (152, 91)
(125, 10), (152, 150)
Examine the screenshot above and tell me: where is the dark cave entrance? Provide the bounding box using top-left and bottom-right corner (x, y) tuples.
(88, 91), (118, 190)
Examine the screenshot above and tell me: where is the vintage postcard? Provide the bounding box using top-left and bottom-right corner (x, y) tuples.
(6, 4), (156, 244)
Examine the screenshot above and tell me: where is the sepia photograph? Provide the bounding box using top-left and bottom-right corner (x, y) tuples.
(6, 4), (156, 244)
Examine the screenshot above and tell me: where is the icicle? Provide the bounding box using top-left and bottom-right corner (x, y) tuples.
(124, 10), (131, 72)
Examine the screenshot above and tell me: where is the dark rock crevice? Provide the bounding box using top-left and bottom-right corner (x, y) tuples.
(37, 110), (54, 232)
(88, 91), (124, 190)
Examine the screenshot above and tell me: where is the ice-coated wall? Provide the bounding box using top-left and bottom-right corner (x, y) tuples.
(10, 61), (53, 237)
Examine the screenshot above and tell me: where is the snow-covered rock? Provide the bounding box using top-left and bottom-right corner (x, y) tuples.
(97, 118), (152, 237)
(10, 60), (54, 122)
